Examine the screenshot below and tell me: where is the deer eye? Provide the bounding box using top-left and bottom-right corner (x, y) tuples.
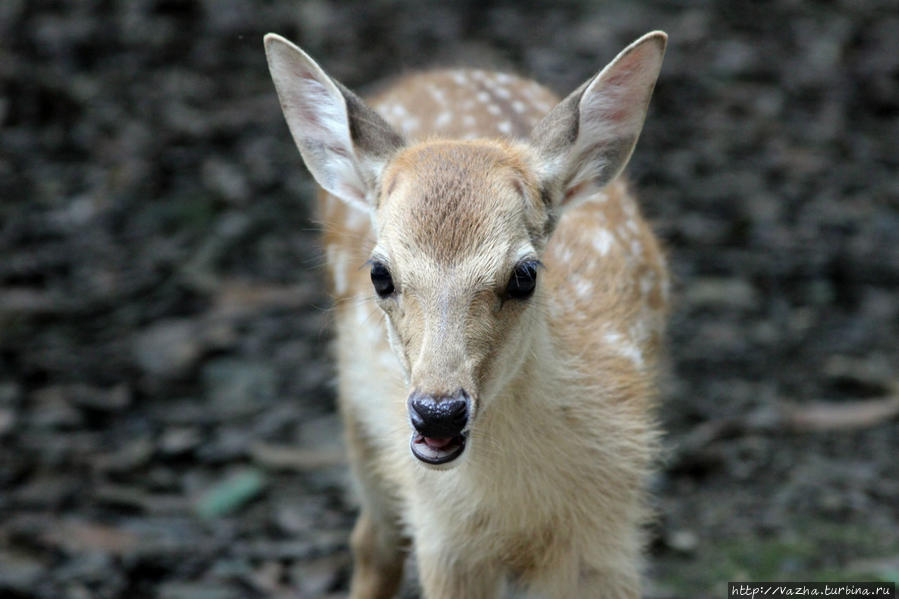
(506, 261), (538, 299)
(370, 261), (395, 298)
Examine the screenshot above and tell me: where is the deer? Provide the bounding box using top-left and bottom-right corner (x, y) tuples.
(264, 29), (669, 599)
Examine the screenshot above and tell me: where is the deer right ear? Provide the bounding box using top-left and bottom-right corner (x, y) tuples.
(531, 31), (667, 214)
(264, 34), (405, 214)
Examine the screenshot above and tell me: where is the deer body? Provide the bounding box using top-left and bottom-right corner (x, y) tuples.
(266, 33), (669, 598)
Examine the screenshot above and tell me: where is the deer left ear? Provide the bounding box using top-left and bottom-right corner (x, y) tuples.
(531, 31), (667, 212)
(264, 34), (405, 214)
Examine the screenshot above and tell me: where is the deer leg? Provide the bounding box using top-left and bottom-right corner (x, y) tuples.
(348, 508), (407, 599)
(416, 550), (503, 599)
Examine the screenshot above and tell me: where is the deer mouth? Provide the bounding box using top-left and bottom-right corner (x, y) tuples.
(410, 432), (467, 465)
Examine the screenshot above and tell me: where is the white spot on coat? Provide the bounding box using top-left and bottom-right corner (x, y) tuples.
(435, 111), (453, 128)
(604, 332), (644, 368)
(428, 85), (447, 105)
(575, 276), (593, 299)
(401, 117), (420, 133)
(640, 272), (655, 298)
(592, 229), (614, 256)
(630, 239), (643, 257)
(327, 246), (349, 295)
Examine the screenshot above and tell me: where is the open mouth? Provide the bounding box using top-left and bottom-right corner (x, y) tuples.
(410, 432), (467, 465)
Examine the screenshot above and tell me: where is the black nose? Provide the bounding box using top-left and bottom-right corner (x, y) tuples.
(408, 389), (469, 438)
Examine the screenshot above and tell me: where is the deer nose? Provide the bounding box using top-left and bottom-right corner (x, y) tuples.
(408, 389), (470, 438)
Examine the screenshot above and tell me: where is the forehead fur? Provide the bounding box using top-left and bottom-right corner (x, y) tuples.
(379, 140), (545, 263)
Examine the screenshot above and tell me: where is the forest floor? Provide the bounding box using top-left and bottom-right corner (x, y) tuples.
(1, 1), (897, 597)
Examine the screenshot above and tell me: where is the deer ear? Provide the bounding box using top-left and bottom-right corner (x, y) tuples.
(531, 31), (667, 212)
(264, 34), (405, 214)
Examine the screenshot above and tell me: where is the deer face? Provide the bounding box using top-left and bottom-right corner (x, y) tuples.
(369, 141), (549, 466)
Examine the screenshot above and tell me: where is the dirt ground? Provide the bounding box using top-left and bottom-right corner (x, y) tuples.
(1, 1), (897, 598)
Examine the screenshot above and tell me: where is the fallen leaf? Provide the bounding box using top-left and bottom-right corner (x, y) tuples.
(194, 468), (267, 520)
(785, 395), (899, 432)
(250, 443), (345, 471)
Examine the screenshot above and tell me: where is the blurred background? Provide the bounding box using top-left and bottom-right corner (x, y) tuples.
(1, 1), (897, 597)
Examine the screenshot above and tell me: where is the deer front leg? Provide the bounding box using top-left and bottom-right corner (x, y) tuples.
(348, 509), (407, 599)
(342, 405), (409, 599)
(536, 560), (640, 599)
(573, 567), (641, 599)
(416, 550), (503, 599)
(522, 547), (641, 599)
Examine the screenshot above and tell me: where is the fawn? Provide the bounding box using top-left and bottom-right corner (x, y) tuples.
(265, 30), (669, 598)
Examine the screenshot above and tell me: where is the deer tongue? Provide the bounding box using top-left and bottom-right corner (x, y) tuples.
(423, 436), (453, 449)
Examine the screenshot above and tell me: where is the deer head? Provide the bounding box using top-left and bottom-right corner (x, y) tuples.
(265, 32), (666, 468)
